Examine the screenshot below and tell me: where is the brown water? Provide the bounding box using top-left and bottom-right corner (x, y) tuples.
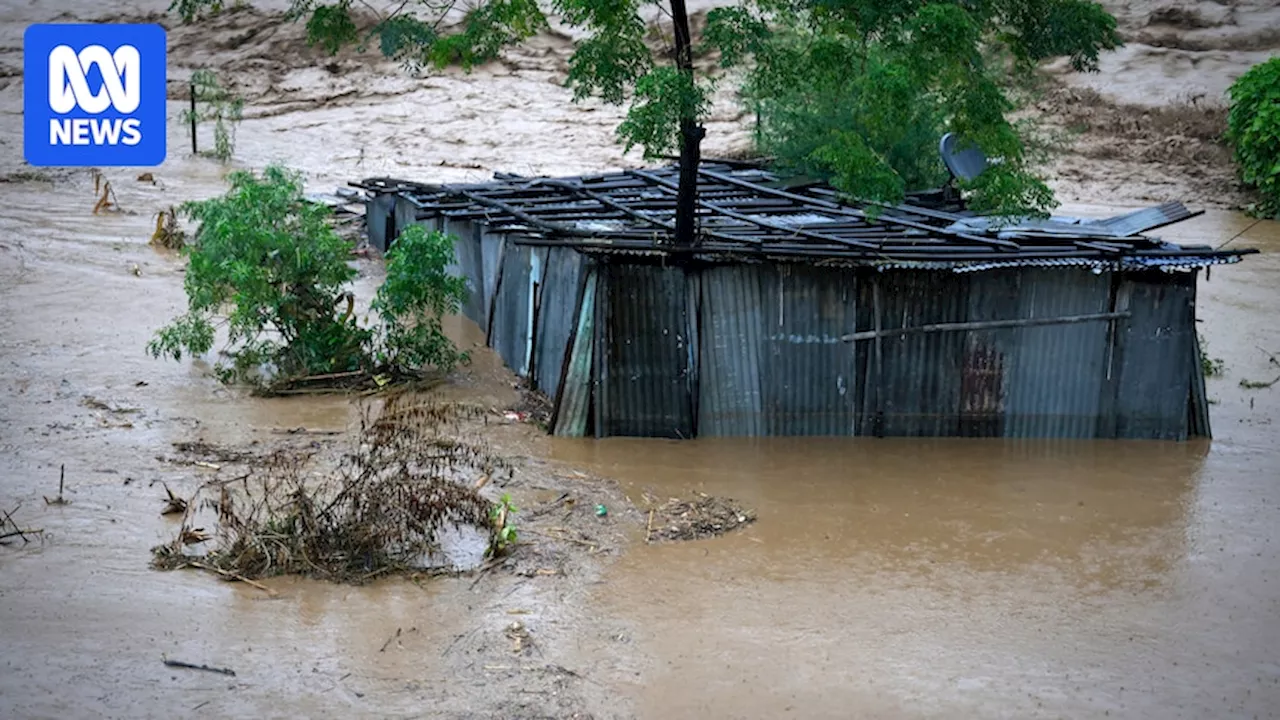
(2, 1), (1280, 717)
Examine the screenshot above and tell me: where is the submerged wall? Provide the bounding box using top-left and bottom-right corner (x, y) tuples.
(368, 199), (1208, 441)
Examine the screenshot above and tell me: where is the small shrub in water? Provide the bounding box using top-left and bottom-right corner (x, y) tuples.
(148, 166), (468, 391)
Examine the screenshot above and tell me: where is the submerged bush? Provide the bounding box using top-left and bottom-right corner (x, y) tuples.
(152, 397), (515, 582)
(148, 165), (467, 391)
(1226, 58), (1280, 218)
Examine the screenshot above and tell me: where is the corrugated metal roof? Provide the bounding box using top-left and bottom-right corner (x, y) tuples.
(356, 164), (1255, 269)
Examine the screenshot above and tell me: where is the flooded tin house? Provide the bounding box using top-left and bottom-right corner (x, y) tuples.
(356, 164), (1254, 441)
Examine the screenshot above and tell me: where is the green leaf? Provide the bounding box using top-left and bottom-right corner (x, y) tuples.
(616, 67), (709, 157)
(306, 1), (358, 55)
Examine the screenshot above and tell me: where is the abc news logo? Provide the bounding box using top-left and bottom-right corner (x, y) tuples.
(48, 44), (144, 146)
(24, 24), (166, 167)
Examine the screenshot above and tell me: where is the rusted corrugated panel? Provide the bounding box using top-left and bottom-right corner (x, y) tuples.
(533, 247), (584, 397)
(959, 269), (1020, 437)
(489, 241), (532, 377)
(443, 219), (485, 327)
(1112, 272), (1196, 440)
(1002, 269), (1112, 438)
(760, 265), (858, 436)
(870, 270), (968, 436)
(365, 193), (396, 252)
(698, 265), (764, 436)
(553, 268), (597, 437)
(601, 263), (693, 438)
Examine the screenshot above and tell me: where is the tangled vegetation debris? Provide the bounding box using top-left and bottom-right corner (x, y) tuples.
(150, 207), (186, 250)
(152, 395), (514, 583)
(0, 504), (42, 545)
(645, 491), (756, 543)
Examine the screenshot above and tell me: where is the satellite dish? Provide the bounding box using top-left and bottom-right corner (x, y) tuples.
(939, 133), (988, 182)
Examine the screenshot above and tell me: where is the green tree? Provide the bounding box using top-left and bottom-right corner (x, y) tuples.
(1226, 57), (1280, 219)
(704, 0), (1121, 215)
(148, 165), (467, 389)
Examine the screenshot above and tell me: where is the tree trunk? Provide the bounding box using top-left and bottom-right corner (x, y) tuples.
(670, 0), (704, 249)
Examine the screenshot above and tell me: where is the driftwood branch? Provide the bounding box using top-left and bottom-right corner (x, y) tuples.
(163, 659), (237, 677)
(1, 504), (42, 544)
(841, 311), (1131, 342)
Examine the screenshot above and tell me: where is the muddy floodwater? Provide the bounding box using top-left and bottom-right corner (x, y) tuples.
(2, 185), (1276, 718)
(545, 211), (1280, 719)
(549, 211), (1280, 719)
(2, 0), (1280, 717)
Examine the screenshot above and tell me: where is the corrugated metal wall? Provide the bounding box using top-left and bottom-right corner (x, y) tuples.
(870, 270), (969, 437)
(1111, 271), (1197, 440)
(761, 265), (860, 436)
(543, 263), (1202, 439)
(480, 232), (504, 327)
(552, 267), (597, 437)
(378, 217), (1202, 441)
(366, 193), (396, 252)
(489, 240), (533, 375)
(959, 268), (1019, 437)
(443, 219), (486, 327)
(533, 247), (585, 398)
(600, 263), (694, 438)
(422, 221), (586, 409)
(698, 265), (765, 436)
(393, 196), (417, 240)
(1002, 269), (1113, 438)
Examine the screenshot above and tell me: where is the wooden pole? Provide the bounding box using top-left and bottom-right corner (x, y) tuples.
(189, 82), (198, 155)
(841, 310), (1132, 343)
(872, 278), (883, 437)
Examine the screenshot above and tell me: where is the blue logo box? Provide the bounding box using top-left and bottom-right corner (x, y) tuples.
(24, 24), (167, 167)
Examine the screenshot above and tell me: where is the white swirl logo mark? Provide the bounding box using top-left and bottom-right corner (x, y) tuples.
(48, 44), (141, 114)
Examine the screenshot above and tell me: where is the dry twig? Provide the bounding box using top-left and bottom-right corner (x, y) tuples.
(163, 658), (236, 676)
(43, 465), (69, 506)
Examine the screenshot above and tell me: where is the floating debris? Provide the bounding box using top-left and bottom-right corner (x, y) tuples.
(645, 492), (756, 543)
(152, 397), (512, 583)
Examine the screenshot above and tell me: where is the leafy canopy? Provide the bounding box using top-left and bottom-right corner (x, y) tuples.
(704, 0), (1121, 214)
(149, 166), (467, 389)
(1226, 57), (1280, 219)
